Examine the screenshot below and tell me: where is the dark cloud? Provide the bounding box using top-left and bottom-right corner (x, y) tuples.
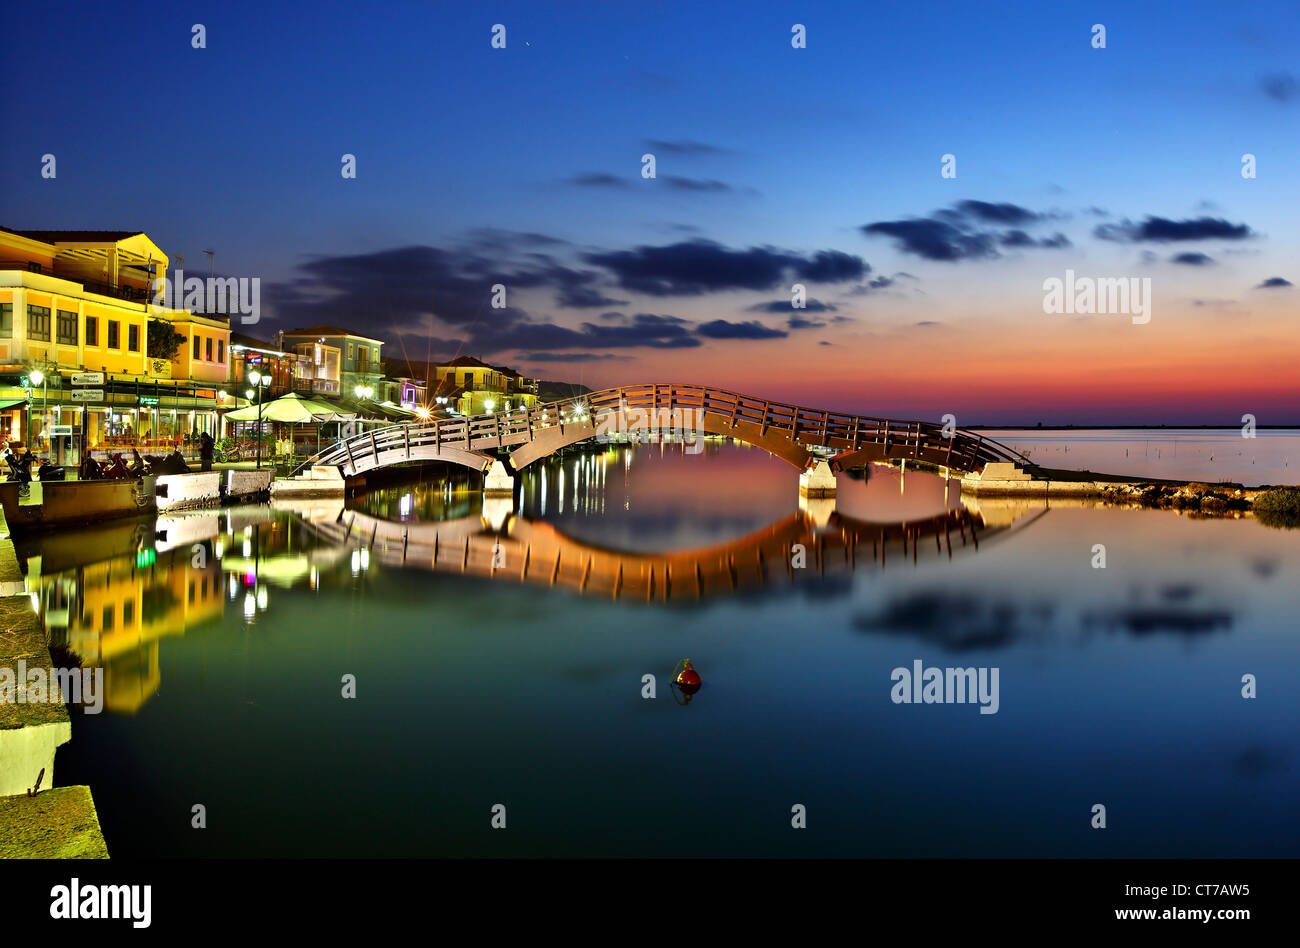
(555, 282), (630, 309)
(462, 228), (570, 250)
(915, 320), (942, 327)
(862, 201), (1065, 262)
(1260, 72), (1299, 102)
(949, 200), (1043, 225)
(265, 244), (527, 329)
(747, 299), (838, 314)
(571, 173), (629, 188)
(1094, 216), (1254, 243)
(522, 352), (630, 362)
(849, 274), (904, 295)
(1254, 276), (1293, 289)
(584, 239), (868, 295)
(489, 313), (701, 352)
(645, 139), (729, 156)
(797, 249), (869, 282)
(787, 316), (826, 330)
(1171, 252), (1215, 266)
(661, 176), (734, 192)
(696, 319), (788, 340)
(862, 218), (998, 261)
(1000, 230), (1072, 249)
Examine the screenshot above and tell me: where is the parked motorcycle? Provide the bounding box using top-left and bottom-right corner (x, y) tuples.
(35, 460), (66, 481)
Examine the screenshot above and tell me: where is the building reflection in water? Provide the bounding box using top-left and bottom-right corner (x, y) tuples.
(22, 506), (354, 716)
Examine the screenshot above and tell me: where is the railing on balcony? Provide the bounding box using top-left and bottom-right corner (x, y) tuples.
(0, 260), (156, 304)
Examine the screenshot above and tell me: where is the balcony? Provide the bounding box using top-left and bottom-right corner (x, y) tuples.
(0, 260), (153, 304)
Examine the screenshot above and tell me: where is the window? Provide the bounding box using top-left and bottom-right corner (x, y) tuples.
(102, 605), (114, 632)
(193, 334), (201, 360)
(85, 316), (98, 346)
(205, 337), (213, 361)
(26, 305), (51, 342)
(0, 304), (11, 339)
(107, 320), (120, 349)
(128, 323), (140, 352)
(348, 343), (354, 360)
(123, 600), (135, 625)
(218, 340), (225, 363)
(373, 346), (379, 362)
(56, 310), (78, 345)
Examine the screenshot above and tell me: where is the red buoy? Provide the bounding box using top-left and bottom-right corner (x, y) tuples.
(675, 659), (702, 695)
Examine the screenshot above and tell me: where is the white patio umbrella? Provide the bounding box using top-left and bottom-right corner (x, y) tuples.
(223, 392), (354, 423)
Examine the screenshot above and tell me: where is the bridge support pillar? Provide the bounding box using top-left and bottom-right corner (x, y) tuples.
(481, 494), (514, 531)
(483, 460), (515, 495)
(798, 460), (837, 498)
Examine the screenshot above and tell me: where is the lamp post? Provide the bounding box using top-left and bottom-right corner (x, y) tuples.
(29, 369), (46, 449)
(249, 370), (270, 470)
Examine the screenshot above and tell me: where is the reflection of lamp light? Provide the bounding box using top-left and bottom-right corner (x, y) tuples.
(484, 399), (495, 413)
(30, 370), (44, 386)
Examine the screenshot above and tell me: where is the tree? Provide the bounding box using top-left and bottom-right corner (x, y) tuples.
(148, 319), (184, 361)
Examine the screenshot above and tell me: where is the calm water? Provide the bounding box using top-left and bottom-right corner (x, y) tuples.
(24, 434), (1300, 857)
(983, 428), (1300, 486)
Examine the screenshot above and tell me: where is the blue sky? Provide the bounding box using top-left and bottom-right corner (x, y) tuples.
(3, 0), (1298, 420)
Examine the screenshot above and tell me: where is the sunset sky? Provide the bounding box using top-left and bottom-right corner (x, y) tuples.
(3, 0), (1297, 423)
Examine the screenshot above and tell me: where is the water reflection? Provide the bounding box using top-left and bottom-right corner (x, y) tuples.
(23, 441), (1300, 858)
(20, 444), (1043, 717)
(300, 503), (1037, 602)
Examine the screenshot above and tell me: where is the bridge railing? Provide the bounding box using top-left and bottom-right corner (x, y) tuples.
(298, 383), (1026, 475)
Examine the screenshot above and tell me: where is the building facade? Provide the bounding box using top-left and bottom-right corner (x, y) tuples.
(430, 356), (539, 416)
(281, 326), (383, 399)
(0, 227), (231, 459)
(230, 333), (341, 398)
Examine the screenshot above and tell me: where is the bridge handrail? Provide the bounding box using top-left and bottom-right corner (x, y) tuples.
(293, 383), (1028, 476)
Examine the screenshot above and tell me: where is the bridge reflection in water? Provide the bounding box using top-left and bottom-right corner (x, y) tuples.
(296, 501), (1036, 603)
(22, 475), (1043, 715)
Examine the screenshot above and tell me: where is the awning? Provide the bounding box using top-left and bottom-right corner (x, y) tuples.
(0, 399), (28, 411)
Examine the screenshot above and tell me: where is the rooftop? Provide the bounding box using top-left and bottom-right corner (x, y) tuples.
(283, 325), (385, 343)
(0, 226), (144, 244)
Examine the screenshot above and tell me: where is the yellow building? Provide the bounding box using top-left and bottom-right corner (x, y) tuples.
(0, 227), (232, 457)
(431, 356), (539, 415)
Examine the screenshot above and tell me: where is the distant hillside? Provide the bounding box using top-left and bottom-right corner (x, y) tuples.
(536, 380), (592, 402)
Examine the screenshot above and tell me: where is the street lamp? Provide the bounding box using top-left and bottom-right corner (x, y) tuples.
(354, 385), (373, 399)
(29, 369), (46, 448)
(249, 371), (269, 470)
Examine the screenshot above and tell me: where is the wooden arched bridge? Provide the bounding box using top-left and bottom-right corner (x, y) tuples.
(297, 383), (1026, 483)
(297, 503), (1040, 603)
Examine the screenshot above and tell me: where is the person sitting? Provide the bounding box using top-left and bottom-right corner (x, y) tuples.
(127, 449), (148, 476)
